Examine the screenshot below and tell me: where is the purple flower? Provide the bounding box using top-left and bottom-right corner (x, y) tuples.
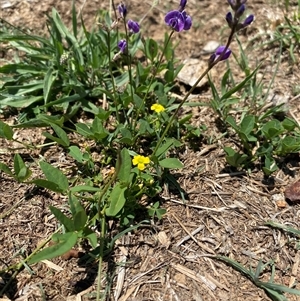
(209, 46), (231, 65)
(226, 12), (233, 28)
(118, 3), (127, 18)
(235, 3), (245, 18)
(236, 14), (254, 31)
(165, 10), (192, 32)
(118, 39), (127, 53)
(127, 19), (140, 33)
(227, 0), (247, 10)
(227, 0), (236, 9)
(243, 14), (254, 27)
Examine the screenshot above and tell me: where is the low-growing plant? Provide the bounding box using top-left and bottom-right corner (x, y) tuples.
(208, 30), (300, 174)
(5, 0), (300, 299)
(217, 255), (300, 300)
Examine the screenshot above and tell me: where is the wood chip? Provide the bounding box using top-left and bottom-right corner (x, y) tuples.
(41, 260), (64, 271)
(171, 263), (216, 291)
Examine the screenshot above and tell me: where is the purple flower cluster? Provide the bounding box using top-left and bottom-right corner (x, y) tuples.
(117, 3), (140, 53)
(118, 40), (127, 53)
(164, 0), (192, 32)
(127, 19), (140, 34)
(118, 2), (127, 19)
(209, 0), (254, 65)
(209, 46), (232, 65)
(226, 0), (254, 31)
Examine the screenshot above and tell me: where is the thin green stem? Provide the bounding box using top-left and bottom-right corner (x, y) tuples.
(152, 26), (237, 156)
(96, 151), (121, 300)
(96, 207), (107, 301)
(132, 30), (174, 130)
(107, 30), (120, 124)
(123, 18), (135, 130)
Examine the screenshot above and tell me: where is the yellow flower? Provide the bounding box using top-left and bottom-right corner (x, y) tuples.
(151, 103), (165, 113)
(132, 155), (150, 171)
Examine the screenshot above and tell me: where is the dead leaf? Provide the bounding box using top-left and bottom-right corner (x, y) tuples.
(61, 249), (83, 260)
(157, 231), (171, 249)
(285, 180), (300, 202)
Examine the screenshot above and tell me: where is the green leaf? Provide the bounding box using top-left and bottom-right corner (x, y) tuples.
(148, 202), (166, 219)
(240, 115), (255, 135)
(220, 64), (261, 101)
(50, 205), (74, 231)
(132, 94), (144, 111)
(118, 129), (132, 145)
(43, 94), (84, 109)
(74, 210), (88, 231)
(0, 95), (44, 108)
(265, 220), (300, 237)
(91, 117), (109, 140)
(39, 161), (68, 193)
(28, 232), (78, 264)
(0, 162), (13, 176)
(117, 148), (131, 182)
(155, 138), (177, 158)
(75, 123), (93, 138)
(225, 116), (239, 132)
(159, 158), (183, 169)
(68, 193), (85, 216)
(32, 179), (64, 193)
(105, 183), (126, 217)
(256, 143), (273, 157)
(51, 123), (70, 146)
(14, 154), (25, 176)
(261, 120), (284, 140)
(282, 118), (297, 131)
(82, 227), (97, 248)
(42, 123), (70, 147)
(13, 154), (32, 182)
(145, 38), (158, 62)
(262, 156), (278, 175)
(69, 185), (101, 193)
(224, 147), (248, 167)
(221, 69), (231, 94)
(42, 132), (64, 147)
(51, 9), (83, 64)
(164, 61), (175, 83)
(276, 136), (300, 155)
(68, 146), (84, 163)
(0, 120), (13, 140)
(43, 68), (56, 104)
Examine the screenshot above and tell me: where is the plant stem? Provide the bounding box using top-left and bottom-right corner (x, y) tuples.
(152, 26), (237, 156)
(96, 208), (107, 301)
(107, 30), (120, 124)
(96, 151), (121, 300)
(132, 31), (174, 131)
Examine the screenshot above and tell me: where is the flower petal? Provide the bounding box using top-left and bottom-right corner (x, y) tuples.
(144, 157), (150, 164)
(165, 10), (180, 23)
(183, 14), (192, 30)
(138, 163), (145, 170)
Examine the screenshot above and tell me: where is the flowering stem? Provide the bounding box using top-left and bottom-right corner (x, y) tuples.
(152, 26), (237, 156)
(123, 18), (135, 130)
(107, 30), (120, 124)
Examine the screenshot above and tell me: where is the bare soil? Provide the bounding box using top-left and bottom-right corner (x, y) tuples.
(1, 0), (300, 300)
